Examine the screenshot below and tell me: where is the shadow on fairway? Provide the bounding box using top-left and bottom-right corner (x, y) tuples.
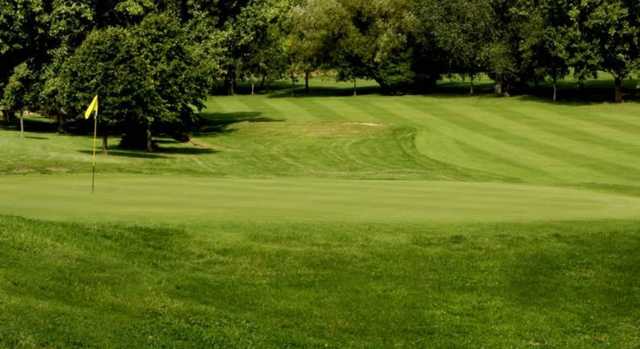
(521, 85), (640, 106)
(267, 85), (383, 98)
(234, 77), (640, 104)
(196, 111), (284, 135)
(0, 117), (58, 133)
(154, 147), (217, 155)
(78, 146), (218, 158)
(78, 150), (169, 159)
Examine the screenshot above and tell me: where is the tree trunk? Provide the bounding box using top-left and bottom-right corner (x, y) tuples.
(225, 69), (236, 95)
(229, 78), (235, 96)
(4, 109), (14, 125)
(251, 81), (255, 96)
(19, 111), (24, 138)
(102, 132), (108, 154)
(502, 81), (510, 97)
(56, 114), (64, 133)
(552, 77), (557, 102)
(614, 77), (624, 103)
(353, 79), (357, 97)
(469, 77), (475, 95)
(304, 71), (310, 94)
(291, 76), (295, 96)
(146, 126), (153, 152)
(495, 82), (503, 95)
(260, 74), (267, 89)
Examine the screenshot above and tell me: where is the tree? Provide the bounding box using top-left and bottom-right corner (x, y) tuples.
(59, 14), (210, 151)
(227, 0), (291, 95)
(2, 63), (34, 137)
(484, 0), (529, 96)
(287, 0), (339, 93)
(519, 0), (571, 101)
(567, 0), (640, 103)
(430, 0), (493, 94)
(0, 0), (47, 122)
(298, 0), (415, 93)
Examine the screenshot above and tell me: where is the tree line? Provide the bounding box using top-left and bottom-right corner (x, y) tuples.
(1, 0), (639, 150)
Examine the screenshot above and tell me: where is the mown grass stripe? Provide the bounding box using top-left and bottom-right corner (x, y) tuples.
(416, 101), (640, 183)
(463, 103), (640, 172)
(264, 98), (316, 122)
(357, 98), (415, 125)
(449, 137), (553, 181)
(208, 96), (249, 113)
(292, 98), (347, 121)
(520, 101), (640, 142)
(506, 104), (640, 150)
(384, 100), (573, 180)
(236, 96), (284, 120)
(319, 98), (377, 122)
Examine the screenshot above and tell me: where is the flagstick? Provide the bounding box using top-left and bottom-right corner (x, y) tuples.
(91, 109), (98, 193)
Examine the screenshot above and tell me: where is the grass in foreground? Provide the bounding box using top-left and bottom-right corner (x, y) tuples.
(1, 215), (639, 348)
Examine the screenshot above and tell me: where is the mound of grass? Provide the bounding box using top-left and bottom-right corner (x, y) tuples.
(1, 215), (639, 348)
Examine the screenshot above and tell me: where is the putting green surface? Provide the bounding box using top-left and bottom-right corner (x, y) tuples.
(3, 174), (640, 225)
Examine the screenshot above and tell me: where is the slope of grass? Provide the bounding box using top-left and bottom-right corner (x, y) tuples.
(3, 94), (640, 188)
(2, 81), (640, 347)
(1, 216), (639, 348)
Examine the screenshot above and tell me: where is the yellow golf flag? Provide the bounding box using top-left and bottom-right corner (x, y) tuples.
(84, 95), (99, 119)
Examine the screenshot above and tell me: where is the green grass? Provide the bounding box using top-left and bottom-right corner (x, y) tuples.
(2, 175), (640, 225)
(2, 216), (640, 348)
(2, 82), (640, 347)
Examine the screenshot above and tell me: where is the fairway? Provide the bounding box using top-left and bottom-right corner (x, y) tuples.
(2, 92), (640, 348)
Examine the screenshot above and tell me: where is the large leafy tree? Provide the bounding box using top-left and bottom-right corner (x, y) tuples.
(297, 0), (415, 93)
(484, 0), (531, 96)
(224, 0), (290, 95)
(287, 0), (335, 93)
(430, 0), (494, 94)
(519, 0), (571, 101)
(2, 63), (35, 135)
(59, 14), (209, 151)
(0, 0), (47, 122)
(567, 0), (640, 103)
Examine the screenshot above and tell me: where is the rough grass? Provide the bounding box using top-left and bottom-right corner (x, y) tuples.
(1, 216), (639, 348)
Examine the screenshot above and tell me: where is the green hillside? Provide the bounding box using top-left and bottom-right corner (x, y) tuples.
(1, 92), (640, 348)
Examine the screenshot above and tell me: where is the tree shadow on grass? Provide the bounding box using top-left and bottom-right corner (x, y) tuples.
(267, 85), (383, 98)
(154, 147), (217, 155)
(433, 81), (496, 96)
(78, 149), (169, 159)
(79, 146), (218, 158)
(196, 111), (284, 135)
(1, 117), (58, 133)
